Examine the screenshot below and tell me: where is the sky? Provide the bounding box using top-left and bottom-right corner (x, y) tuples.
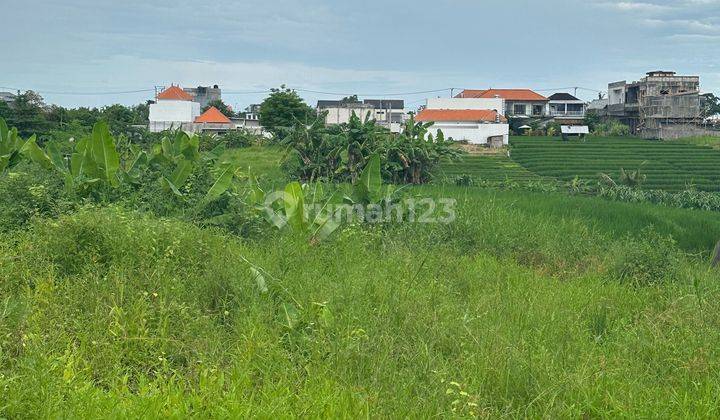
(2, 0), (719, 110)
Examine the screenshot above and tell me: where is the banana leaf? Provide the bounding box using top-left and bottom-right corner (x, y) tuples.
(204, 164), (236, 202)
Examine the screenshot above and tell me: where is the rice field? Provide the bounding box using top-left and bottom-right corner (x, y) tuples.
(510, 136), (720, 191)
(433, 153), (541, 183)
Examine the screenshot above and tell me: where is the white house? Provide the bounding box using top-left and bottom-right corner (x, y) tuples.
(416, 98), (509, 146)
(317, 99), (409, 133)
(416, 109), (509, 146)
(547, 93), (586, 120)
(317, 100), (375, 125)
(149, 86), (201, 132)
(363, 99), (408, 133)
(455, 89), (548, 118)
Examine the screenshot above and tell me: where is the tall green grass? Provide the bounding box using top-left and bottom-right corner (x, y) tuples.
(2, 181), (720, 416)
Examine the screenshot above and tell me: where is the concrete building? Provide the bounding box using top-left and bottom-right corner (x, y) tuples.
(317, 100), (376, 125)
(243, 104), (261, 121)
(183, 85), (222, 109)
(547, 93), (586, 123)
(455, 89), (548, 118)
(417, 97), (509, 146)
(148, 85), (201, 132)
(317, 99), (409, 132)
(606, 71), (707, 139)
(363, 99), (407, 132)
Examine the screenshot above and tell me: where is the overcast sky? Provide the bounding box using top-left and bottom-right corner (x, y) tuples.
(2, 0), (719, 110)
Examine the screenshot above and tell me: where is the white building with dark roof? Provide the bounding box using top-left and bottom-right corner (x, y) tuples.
(547, 93), (587, 121)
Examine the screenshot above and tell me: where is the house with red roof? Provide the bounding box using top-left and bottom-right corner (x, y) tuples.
(148, 85), (202, 132)
(416, 97), (509, 146)
(193, 106), (234, 133)
(455, 89), (548, 118)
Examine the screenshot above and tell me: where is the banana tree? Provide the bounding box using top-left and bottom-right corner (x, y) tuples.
(23, 121), (121, 194)
(0, 118), (31, 173)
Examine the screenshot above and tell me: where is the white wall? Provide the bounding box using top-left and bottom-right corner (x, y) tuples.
(149, 100), (201, 132)
(323, 107), (374, 125)
(426, 97), (504, 112)
(427, 122), (509, 145)
(608, 84), (626, 105)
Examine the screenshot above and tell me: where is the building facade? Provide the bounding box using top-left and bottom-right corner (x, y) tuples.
(148, 86), (201, 132)
(418, 97), (509, 146)
(547, 93), (586, 123)
(455, 89), (548, 118)
(317, 100), (376, 125)
(607, 71), (703, 139)
(182, 85), (222, 109)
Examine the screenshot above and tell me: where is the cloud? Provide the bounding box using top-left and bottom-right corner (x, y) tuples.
(597, 1), (674, 12)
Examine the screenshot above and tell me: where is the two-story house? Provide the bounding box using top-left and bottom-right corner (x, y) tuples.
(455, 89), (548, 118)
(547, 93), (586, 122)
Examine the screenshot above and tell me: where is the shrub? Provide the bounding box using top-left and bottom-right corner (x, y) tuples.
(0, 163), (74, 232)
(221, 130), (258, 148)
(611, 228), (682, 285)
(453, 174), (475, 186)
(593, 120), (631, 137)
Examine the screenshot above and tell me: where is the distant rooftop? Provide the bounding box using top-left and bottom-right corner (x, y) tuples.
(317, 100), (372, 108)
(548, 93), (581, 101)
(456, 89), (547, 101)
(646, 70), (676, 77)
(415, 109), (506, 123)
(157, 85), (194, 101)
(195, 106), (232, 124)
(363, 99), (404, 109)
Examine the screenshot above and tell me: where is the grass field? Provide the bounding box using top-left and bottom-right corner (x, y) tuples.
(4, 144), (720, 417)
(510, 136), (720, 191)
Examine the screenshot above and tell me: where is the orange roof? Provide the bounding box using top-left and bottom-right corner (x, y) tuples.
(416, 109), (506, 123)
(157, 85), (194, 101)
(195, 106), (232, 124)
(456, 89), (547, 101)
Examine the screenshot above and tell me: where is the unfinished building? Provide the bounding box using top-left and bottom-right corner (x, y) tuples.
(606, 71), (710, 139)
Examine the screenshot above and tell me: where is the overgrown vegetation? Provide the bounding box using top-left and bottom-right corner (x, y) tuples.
(4, 114), (720, 417)
(281, 112), (461, 184)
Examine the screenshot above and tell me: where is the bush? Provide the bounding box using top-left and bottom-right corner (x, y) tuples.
(593, 120), (631, 137)
(221, 130), (258, 148)
(611, 228), (682, 285)
(0, 163), (74, 232)
(453, 174), (475, 186)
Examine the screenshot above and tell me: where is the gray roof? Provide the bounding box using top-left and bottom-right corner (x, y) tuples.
(363, 99), (404, 109)
(317, 100), (373, 109)
(548, 93), (580, 101)
(317, 100), (340, 108)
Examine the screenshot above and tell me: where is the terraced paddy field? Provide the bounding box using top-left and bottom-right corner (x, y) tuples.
(433, 153), (541, 183)
(510, 136), (720, 192)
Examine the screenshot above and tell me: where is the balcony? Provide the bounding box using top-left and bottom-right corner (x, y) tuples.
(548, 110), (585, 118)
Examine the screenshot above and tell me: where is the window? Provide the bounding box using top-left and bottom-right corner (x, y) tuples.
(532, 104), (543, 116)
(513, 104), (526, 115)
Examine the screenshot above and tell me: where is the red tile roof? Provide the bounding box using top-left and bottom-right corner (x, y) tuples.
(415, 109), (506, 123)
(456, 89), (547, 101)
(195, 106), (232, 124)
(157, 85), (194, 101)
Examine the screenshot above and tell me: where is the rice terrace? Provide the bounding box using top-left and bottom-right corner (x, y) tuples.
(4, 0), (720, 418)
